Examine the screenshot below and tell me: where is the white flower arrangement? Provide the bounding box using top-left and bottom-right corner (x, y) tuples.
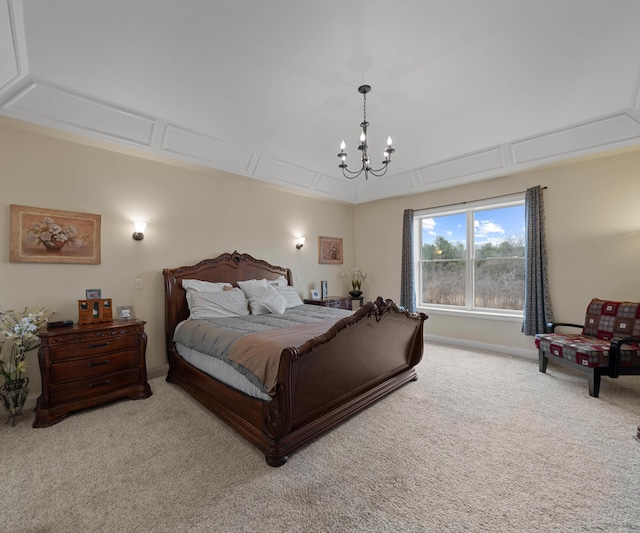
(341, 267), (367, 291)
(0, 307), (54, 383)
(26, 217), (86, 249)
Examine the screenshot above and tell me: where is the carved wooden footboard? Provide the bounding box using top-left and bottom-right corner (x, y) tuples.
(164, 252), (427, 466)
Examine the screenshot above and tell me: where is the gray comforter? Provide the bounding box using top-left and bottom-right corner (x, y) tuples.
(174, 304), (353, 393)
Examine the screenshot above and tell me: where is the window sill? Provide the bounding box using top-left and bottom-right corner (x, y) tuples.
(417, 305), (523, 323)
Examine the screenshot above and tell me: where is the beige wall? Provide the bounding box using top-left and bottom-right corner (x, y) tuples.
(354, 149), (640, 357)
(3, 115), (640, 399)
(0, 118), (354, 397)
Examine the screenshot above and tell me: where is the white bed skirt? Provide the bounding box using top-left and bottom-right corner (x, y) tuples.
(175, 342), (271, 401)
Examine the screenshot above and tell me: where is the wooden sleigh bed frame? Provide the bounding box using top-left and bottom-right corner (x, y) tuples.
(163, 251), (427, 466)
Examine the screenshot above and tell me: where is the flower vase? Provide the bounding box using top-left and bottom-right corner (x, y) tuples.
(0, 377), (29, 426)
(42, 240), (65, 251)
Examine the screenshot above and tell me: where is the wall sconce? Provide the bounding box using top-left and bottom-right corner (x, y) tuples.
(132, 221), (147, 241)
(296, 236), (306, 250)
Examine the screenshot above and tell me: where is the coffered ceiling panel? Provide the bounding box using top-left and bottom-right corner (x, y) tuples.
(161, 124), (254, 174)
(6, 80), (156, 146)
(0, 0), (22, 91)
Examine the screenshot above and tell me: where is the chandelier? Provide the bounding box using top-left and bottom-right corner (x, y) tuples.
(337, 84), (395, 180)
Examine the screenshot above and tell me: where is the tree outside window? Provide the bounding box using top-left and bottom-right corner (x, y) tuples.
(416, 198), (525, 313)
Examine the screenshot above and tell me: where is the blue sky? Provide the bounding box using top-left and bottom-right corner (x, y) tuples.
(422, 205), (525, 247)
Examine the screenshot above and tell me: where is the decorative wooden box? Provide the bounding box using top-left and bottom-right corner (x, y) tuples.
(78, 298), (113, 324)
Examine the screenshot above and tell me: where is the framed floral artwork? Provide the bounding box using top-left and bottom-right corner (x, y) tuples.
(318, 236), (343, 264)
(10, 205), (101, 264)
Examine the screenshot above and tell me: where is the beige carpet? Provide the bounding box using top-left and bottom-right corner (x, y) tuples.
(1, 343), (639, 533)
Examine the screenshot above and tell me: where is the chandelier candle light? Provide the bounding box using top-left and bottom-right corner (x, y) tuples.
(337, 84), (395, 180)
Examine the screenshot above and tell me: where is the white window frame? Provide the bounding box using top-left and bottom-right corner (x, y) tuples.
(414, 194), (525, 320)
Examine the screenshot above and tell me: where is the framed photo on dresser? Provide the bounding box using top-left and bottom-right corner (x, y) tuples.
(117, 305), (136, 320)
(86, 288), (102, 299)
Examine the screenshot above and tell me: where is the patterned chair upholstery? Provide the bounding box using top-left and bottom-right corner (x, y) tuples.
(535, 298), (640, 397)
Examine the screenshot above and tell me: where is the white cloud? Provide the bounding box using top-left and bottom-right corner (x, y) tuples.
(474, 219), (505, 238)
(422, 218), (436, 230)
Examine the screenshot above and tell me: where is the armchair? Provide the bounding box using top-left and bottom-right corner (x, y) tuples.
(535, 298), (640, 397)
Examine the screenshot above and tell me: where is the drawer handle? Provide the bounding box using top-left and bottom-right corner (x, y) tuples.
(88, 380), (110, 389)
(88, 342), (110, 349)
(88, 360), (110, 367)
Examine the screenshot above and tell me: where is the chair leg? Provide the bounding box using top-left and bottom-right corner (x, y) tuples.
(588, 371), (600, 397)
(538, 350), (548, 373)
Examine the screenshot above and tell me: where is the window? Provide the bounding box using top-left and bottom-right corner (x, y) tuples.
(415, 195), (525, 315)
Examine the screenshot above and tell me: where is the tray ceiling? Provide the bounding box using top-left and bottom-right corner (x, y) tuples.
(2, 0), (640, 203)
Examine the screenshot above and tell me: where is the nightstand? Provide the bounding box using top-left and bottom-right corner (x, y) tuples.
(34, 319), (152, 428)
(304, 296), (363, 311)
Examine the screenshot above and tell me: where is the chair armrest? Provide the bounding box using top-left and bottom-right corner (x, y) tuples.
(609, 336), (640, 378)
(547, 322), (583, 333)
(612, 336), (640, 348)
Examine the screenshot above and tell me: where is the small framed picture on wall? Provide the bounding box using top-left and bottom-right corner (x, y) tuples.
(318, 236), (343, 264)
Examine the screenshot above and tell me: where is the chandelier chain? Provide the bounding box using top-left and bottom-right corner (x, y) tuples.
(362, 91), (367, 123)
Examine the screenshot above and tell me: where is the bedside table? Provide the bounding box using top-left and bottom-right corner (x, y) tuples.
(34, 319), (152, 428)
(304, 296), (363, 311)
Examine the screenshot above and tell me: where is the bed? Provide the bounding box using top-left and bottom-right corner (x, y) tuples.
(163, 251), (427, 466)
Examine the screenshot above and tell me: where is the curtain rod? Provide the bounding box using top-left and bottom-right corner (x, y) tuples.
(414, 186), (547, 212)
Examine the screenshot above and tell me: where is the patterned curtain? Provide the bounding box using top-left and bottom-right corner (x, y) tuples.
(522, 186), (554, 335)
(400, 209), (416, 312)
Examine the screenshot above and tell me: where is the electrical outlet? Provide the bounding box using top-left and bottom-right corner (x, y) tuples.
(135, 278), (143, 289)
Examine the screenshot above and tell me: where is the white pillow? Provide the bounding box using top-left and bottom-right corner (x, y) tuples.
(183, 279), (233, 311)
(260, 284), (288, 315)
(269, 275), (288, 287)
(182, 279), (232, 292)
(188, 288), (249, 319)
(275, 286), (304, 308)
(237, 278), (270, 315)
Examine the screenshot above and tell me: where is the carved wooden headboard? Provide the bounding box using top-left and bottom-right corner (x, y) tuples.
(163, 251), (293, 350)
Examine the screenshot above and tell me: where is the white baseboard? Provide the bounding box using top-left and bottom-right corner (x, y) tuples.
(424, 333), (538, 360)
(147, 364), (169, 380)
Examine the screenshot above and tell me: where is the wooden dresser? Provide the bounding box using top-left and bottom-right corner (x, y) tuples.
(34, 319), (152, 428)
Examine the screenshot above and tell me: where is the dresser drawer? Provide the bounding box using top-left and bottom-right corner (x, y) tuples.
(51, 368), (141, 405)
(50, 349), (140, 383)
(324, 299), (351, 310)
(303, 298), (352, 310)
(50, 334), (139, 361)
